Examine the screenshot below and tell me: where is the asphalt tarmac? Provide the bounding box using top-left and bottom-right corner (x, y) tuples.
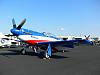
(0, 45), (100, 75)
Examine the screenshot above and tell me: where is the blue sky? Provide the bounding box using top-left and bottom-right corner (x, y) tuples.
(0, 0), (100, 37)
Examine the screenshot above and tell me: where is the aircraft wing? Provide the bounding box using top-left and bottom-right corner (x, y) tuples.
(37, 40), (74, 48)
(37, 39), (92, 47)
(17, 35), (92, 58)
(70, 39), (93, 45)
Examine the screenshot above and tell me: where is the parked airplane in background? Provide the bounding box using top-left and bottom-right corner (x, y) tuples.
(10, 18), (92, 59)
(0, 32), (19, 48)
(59, 35), (94, 44)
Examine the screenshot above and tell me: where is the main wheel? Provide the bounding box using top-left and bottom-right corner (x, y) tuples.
(20, 48), (26, 55)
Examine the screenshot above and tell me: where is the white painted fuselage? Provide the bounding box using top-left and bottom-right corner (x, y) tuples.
(18, 35), (62, 45)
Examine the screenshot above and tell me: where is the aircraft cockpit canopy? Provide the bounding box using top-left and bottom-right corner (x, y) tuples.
(42, 32), (61, 40)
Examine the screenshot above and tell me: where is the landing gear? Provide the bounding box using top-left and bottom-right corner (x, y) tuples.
(32, 45), (38, 53)
(20, 48), (26, 55)
(43, 44), (52, 59)
(19, 43), (52, 59)
(43, 51), (50, 59)
(62, 50), (65, 53)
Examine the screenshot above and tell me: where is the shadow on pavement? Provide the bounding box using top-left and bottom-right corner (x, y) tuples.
(0, 49), (69, 59)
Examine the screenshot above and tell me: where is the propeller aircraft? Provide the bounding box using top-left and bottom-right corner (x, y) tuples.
(10, 18), (92, 59)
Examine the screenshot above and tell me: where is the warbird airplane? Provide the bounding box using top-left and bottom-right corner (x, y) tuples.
(10, 18), (92, 59)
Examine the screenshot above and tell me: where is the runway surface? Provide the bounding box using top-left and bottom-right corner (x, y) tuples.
(0, 46), (100, 75)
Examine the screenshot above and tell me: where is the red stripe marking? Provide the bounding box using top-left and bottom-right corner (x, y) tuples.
(26, 40), (49, 44)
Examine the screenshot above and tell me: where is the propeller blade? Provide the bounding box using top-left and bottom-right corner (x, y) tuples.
(17, 19), (26, 30)
(84, 35), (90, 40)
(88, 35), (90, 38)
(12, 18), (16, 28)
(84, 35), (86, 37)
